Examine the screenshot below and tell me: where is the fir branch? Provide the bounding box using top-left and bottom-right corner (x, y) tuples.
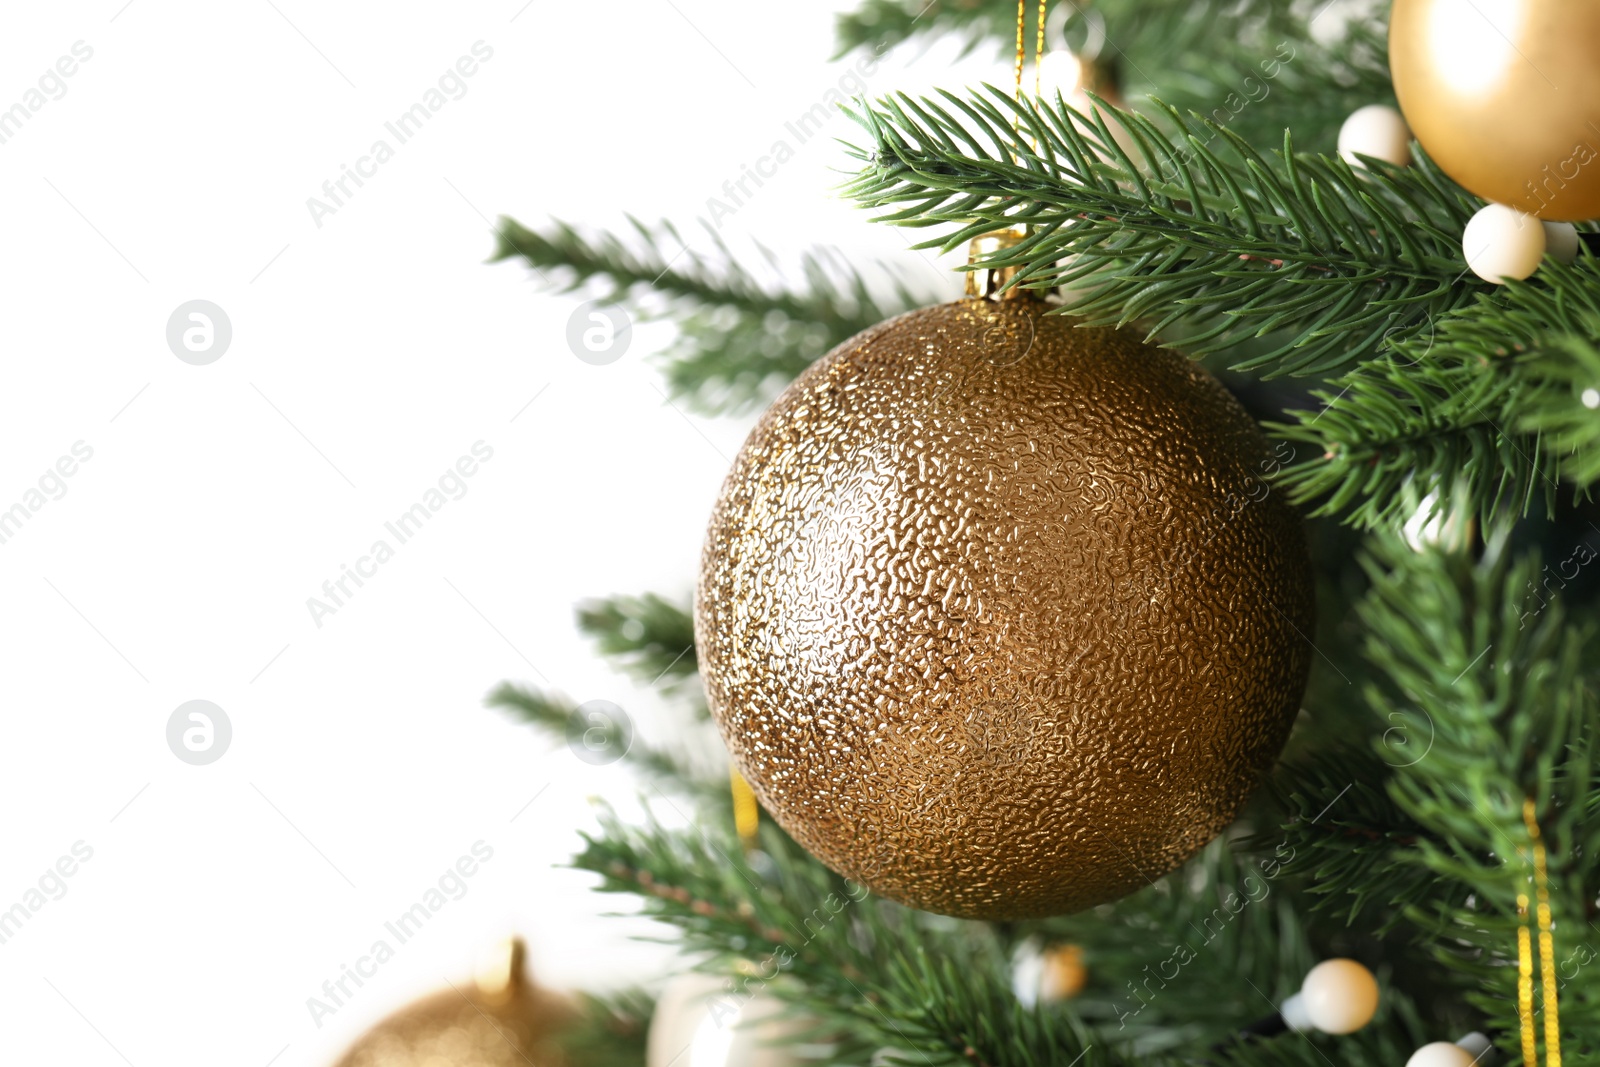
(1271, 256), (1600, 530)
(1016, 840), (1319, 1056)
(842, 87), (1486, 377)
(486, 682), (711, 793)
(1210, 1021), (1427, 1067)
(574, 807), (1103, 1067)
(835, 0), (1386, 157)
(1157, 21), (1392, 158)
(576, 593), (699, 695)
(492, 217), (921, 413)
(1259, 750), (1455, 934)
(1520, 334), (1600, 488)
(1355, 536), (1600, 1053)
(834, 0), (1297, 71)
(577, 810), (1430, 1064)
(558, 988), (656, 1067)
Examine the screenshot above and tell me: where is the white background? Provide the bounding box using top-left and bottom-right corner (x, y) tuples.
(0, 2), (996, 1064)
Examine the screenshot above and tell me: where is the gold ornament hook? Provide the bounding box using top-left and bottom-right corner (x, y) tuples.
(475, 936), (528, 1003)
(964, 230), (1034, 301)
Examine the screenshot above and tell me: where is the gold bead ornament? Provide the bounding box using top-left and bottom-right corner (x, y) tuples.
(1389, 0), (1600, 220)
(695, 234), (1314, 920)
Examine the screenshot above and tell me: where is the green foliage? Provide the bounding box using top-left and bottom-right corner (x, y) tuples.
(842, 86), (1485, 377)
(561, 988), (657, 1067)
(1519, 334), (1600, 488)
(576, 593), (699, 694)
(571, 806), (1437, 1067)
(492, 217), (920, 414)
(840, 84), (1600, 532)
(1272, 257), (1600, 530)
(1355, 535), (1600, 1057)
(487, 681), (714, 795)
(834, 0), (1294, 67)
(1014, 839), (1319, 1055)
(835, 0), (1389, 154)
(484, 3), (1600, 1061)
(1261, 749), (1453, 934)
(511, 530), (1600, 1065)
(569, 806), (1065, 1067)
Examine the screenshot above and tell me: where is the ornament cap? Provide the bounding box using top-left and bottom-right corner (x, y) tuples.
(964, 229), (1037, 301)
(475, 936), (529, 1003)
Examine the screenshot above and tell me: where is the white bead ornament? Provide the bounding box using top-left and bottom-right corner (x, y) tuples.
(1338, 104), (1412, 168)
(1037, 50), (1085, 98)
(1280, 958), (1379, 1035)
(1406, 1043), (1475, 1067)
(1463, 203), (1547, 283)
(1543, 220), (1580, 264)
(1406, 1038), (1485, 1067)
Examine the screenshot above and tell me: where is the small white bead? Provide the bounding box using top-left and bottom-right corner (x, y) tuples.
(1543, 221), (1580, 264)
(1299, 958), (1379, 1034)
(1463, 204), (1547, 284)
(1455, 1033), (1493, 1060)
(1280, 991), (1314, 1032)
(1339, 105), (1412, 168)
(1582, 388), (1600, 410)
(1406, 1041), (1478, 1067)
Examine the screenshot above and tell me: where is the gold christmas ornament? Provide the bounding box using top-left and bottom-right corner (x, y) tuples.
(695, 248), (1313, 920)
(1389, 0), (1600, 220)
(332, 938), (573, 1067)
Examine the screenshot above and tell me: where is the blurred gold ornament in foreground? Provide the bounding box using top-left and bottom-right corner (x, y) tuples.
(333, 938), (572, 1067)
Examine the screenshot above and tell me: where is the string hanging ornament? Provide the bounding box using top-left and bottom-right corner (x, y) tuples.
(1518, 798), (1563, 1067)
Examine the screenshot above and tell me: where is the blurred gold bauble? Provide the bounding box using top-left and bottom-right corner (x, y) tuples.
(1389, 0), (1600, 220)
(696, 291), (1313, 920)
(333, 939), (573, 1067)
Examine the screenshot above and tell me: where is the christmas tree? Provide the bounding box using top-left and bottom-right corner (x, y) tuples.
(484, 2), (1600, 1065)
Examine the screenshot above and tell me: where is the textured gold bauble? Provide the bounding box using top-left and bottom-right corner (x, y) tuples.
(1389, 0), (1600, 220)
(695, 297), (1313, 919)
(332, 939), (572, 1067)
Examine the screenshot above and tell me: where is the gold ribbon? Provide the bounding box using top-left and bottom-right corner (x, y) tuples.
(1519, 797), (1561, 1067)
(1014, 1), (1049, 114)
(731, 767), (760, 852)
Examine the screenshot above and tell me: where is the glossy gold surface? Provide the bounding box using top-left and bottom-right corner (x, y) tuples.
(696, 298), (1314, 919)
(1390, 0), (1600, 220)
(333, 940), (572, 1067)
